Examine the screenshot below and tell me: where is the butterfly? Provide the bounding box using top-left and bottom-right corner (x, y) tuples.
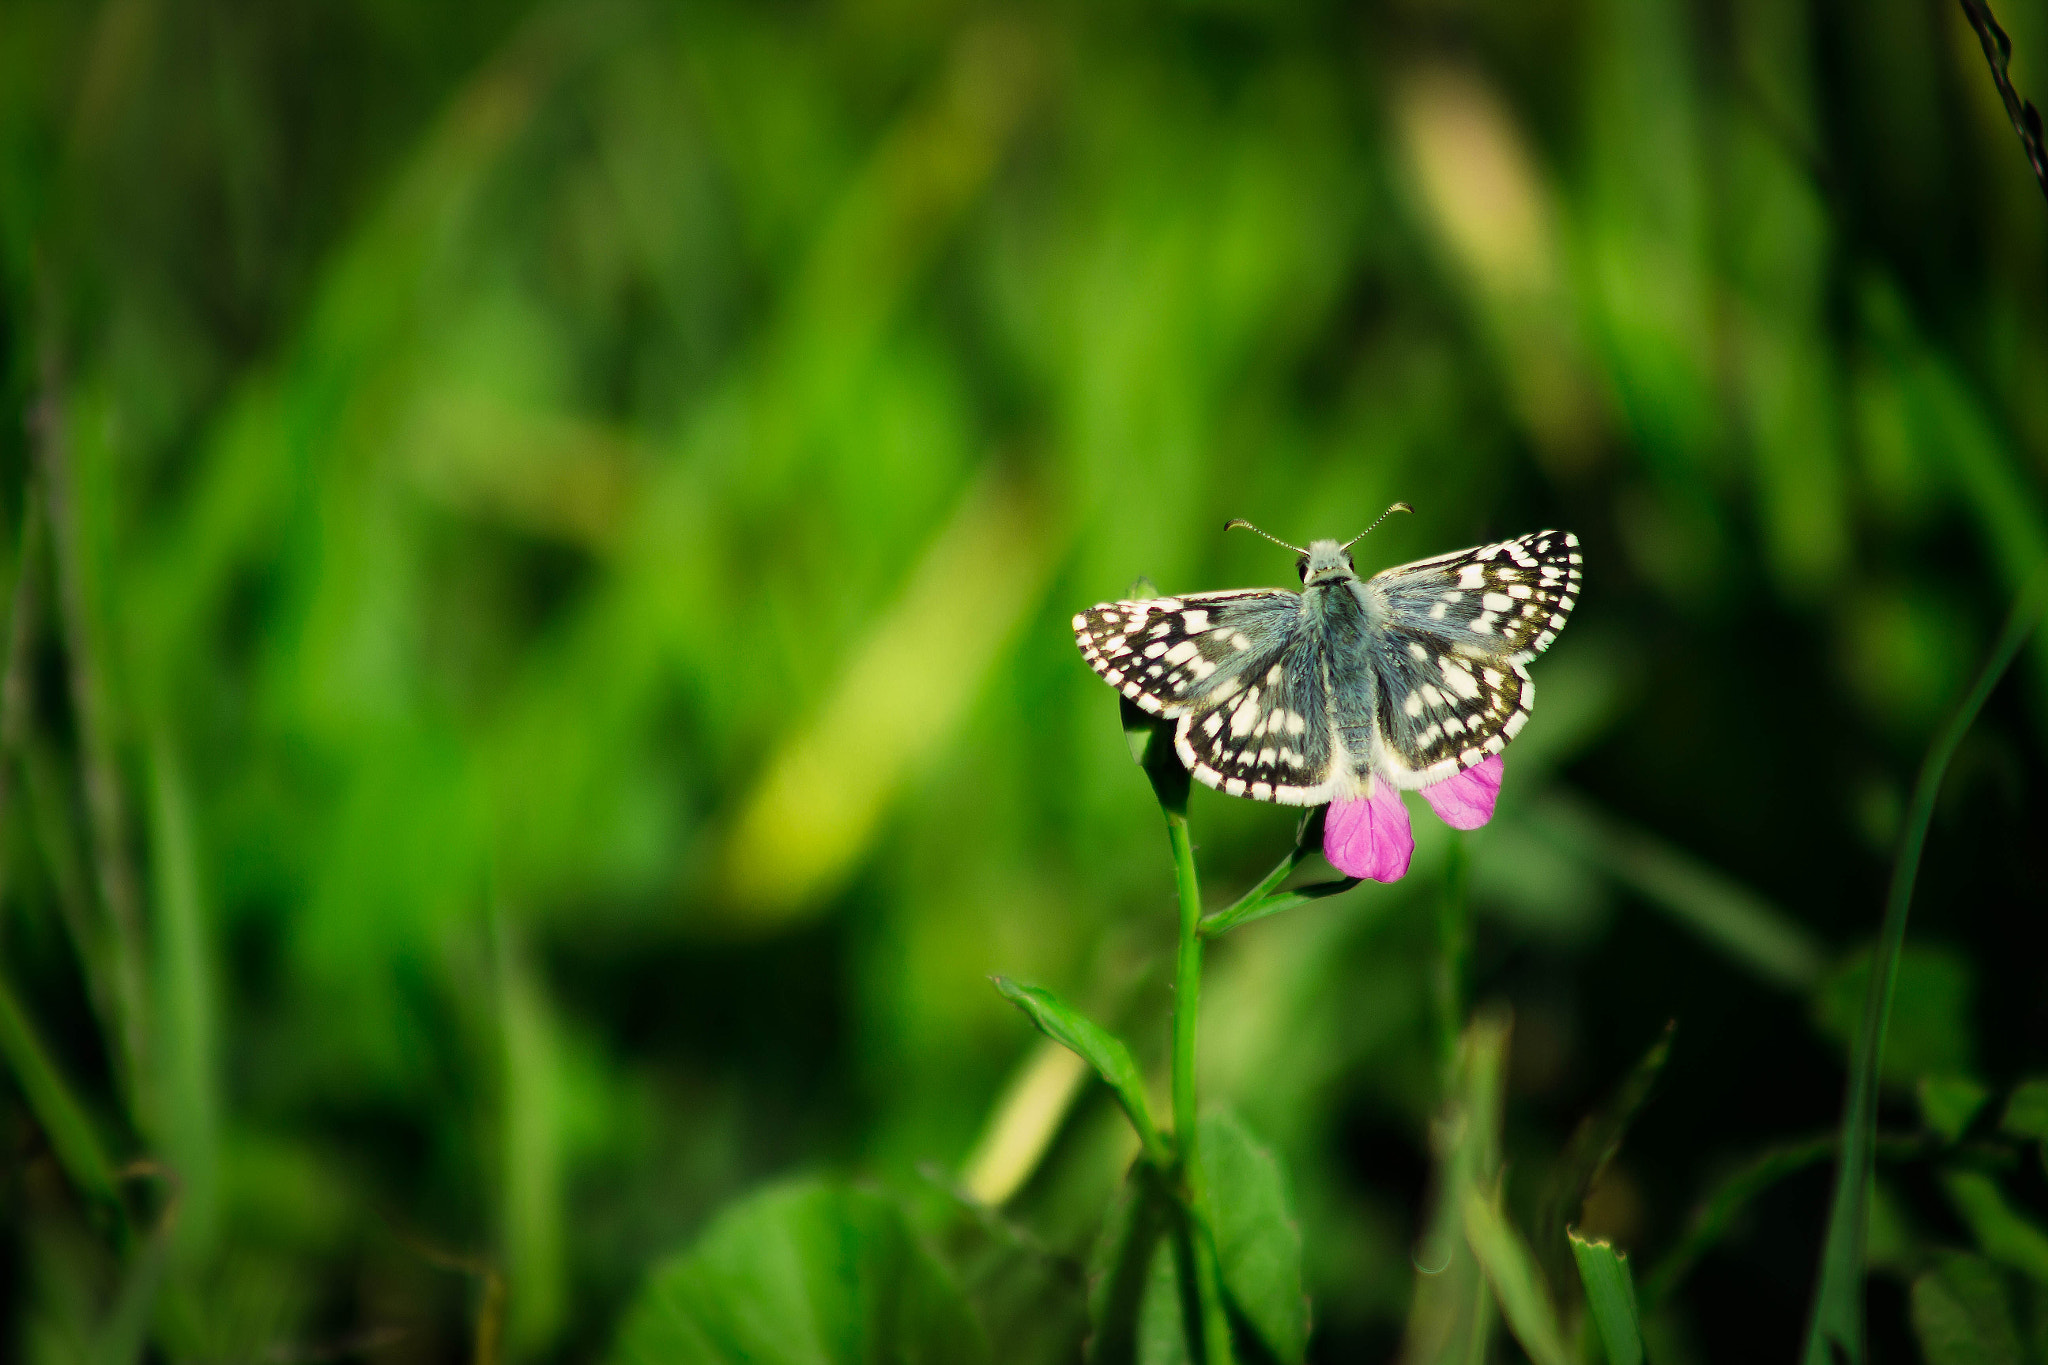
(1072, 508), (1581, 805)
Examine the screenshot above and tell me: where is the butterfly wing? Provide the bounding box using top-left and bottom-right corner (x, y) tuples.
(1355, 530), (1582, 788)
(1073, 590), (1341, 805)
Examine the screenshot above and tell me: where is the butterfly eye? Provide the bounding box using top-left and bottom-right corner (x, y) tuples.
(1295, 555), (1310, 582)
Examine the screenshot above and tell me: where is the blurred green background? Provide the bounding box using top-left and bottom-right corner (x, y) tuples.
(3, 0), (2047, 1360)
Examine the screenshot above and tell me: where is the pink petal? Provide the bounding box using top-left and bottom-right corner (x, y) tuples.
(1420, 754), (1505, 830)
(1323, 778), (1414, 883)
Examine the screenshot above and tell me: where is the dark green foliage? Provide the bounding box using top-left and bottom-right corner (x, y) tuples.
(1088, 1162), (1193, 1365)
(608, 1181), (988, 1365)
(1201, 1112), (1308, 1365)
(3, 0), (2048, 1360)
(1814, 945), (1979, 1089)
(1912, 1251), (2025, 1365)
(1537, 1022), (1672, 1290)
(1081, 1112), (1307, 1365)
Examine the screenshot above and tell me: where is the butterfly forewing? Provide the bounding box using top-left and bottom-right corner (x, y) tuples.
(1171, 633), (1340, 805)
(1073, 590), (1300, 715)
(1364, 530), (1580, 786)
(1372, 530), (1581, 664)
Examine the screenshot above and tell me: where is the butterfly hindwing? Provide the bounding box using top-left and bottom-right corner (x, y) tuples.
(1073, 589), (1341, 804)
(1362, 626), (1529, 787)
(1171, 632), (1339, 805)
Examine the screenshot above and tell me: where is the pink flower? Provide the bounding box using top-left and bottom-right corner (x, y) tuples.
(1322, 755), (1505, 883)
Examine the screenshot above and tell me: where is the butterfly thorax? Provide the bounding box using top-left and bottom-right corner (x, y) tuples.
(1298, 541), (1385, 648)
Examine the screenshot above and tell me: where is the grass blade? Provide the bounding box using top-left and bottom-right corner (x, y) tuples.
(1402, 1009), (1510, 1365)
(1537, 1023), (1673, 1290)
(145, 731), (220, 1260)
(0, 966), (118, 1209)
(1461, 1187), (1570, 1365)
(1803, 569), (2048, 1365)
(1569, 1231), (1644, 1365)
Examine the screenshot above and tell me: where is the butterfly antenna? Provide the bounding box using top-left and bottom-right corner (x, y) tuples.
(1342, 502), (1413, 549)
(1224, 519), (1307, 555)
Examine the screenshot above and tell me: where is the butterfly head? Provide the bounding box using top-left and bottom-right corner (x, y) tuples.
(1227, 504), (1408, 588)
(1298, 540), (1357, 586)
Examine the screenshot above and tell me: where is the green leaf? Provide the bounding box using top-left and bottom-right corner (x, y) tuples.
(1812, 943), (1977, 1088)
(1921, 1076), (1992, 1143)
(1943, 1171), (2048, 1285)
(1568, 1231), (1643, 1365)
(608, 1180), (989, 1365)
(1198, 809), (1360, 941)
(146, 731), (224, 1264)
(993, 978), (1169, 1166)
(1911, 1250), (2023, 1365)
(1135, 1237), (1197, 1365)
(1999, 1079), (2048, 1140)
(926, 1181), (1089, 1365)
(1460, 1187), (1570, 1365)
(1199, 1110), (1308, 1364)
(1087, 1163), (1193, 1365)
(1198, 877), (1358, 940)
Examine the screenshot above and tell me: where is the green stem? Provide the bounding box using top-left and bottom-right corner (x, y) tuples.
(1167, 812), (1203, 1153)
(1199, 878), (1360, 939)
(1198, 809), (1358, 940)
(1164, 809), (1234, 1365)
(1434, 835), (1470, 1088)
(1802, 569), (2048, 1365)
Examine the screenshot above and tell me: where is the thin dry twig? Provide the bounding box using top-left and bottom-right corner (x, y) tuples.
(383, 1224), (506, 1365)
(1959, 0), (2048, 204)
